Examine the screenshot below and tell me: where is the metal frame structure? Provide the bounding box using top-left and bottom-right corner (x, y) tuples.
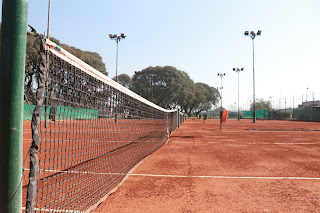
(244, 30), (261, 123)
(109, 33), (126, 82)
(233, 67), (244, 121)
(217, 73), (226, 129)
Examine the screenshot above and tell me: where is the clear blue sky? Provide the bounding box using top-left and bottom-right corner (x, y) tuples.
(2, 0), (320, 110)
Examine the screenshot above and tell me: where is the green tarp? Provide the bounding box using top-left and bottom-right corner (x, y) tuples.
(23, 104), (99, 120)
(242, 110), (269, 119)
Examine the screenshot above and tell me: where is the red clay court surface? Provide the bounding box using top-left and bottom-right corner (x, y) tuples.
(92, 119), (320, 213)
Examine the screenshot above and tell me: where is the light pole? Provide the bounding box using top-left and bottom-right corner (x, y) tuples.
(244, 30), (261, 123)
(135, 71), (144, 96)
(109, 33), (126, 82)
(306, 87), (309, 102)
(45, 0), (51, 128)
(47, 0), (51, 39)
(269, 96), (274, 110)
(269, 96), (273, 119)
(233, 67), (244, 121)
(148, 74), (157, 101)
(217, 73), (226, 129)
(285, 97), (287, 120)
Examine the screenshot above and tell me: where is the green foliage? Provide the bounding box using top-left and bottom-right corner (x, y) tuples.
(60, 42), (107, 76)
(130, 66), (220, 115)
(46, 37), (107, 75)
(22, 32), (107, 103)
(113, 73), (132, 88)
(131, 66), (186, 109)
(181, 83), (220, 116)
(250, 98), (272, 111)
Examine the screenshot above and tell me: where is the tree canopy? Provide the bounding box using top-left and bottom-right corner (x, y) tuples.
(21, 31), (107, 103)
(250, 98), (272, 111)
(130, 66), (220, 115)
(113, 74), (132, 88)
(53, 38), (107, 76)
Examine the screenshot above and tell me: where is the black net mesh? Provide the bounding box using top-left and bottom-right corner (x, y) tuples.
(25, 38), (185, 212)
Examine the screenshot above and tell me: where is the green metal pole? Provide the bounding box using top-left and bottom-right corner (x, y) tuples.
(0, 0), (28, 212)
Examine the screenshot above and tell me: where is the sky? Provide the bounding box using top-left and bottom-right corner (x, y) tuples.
(2, 0), (320, 111)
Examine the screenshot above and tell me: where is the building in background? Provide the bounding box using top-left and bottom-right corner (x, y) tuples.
(298, 100), (320, 110)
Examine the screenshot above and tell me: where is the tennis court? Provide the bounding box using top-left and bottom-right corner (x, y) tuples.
(93, 119), (320, 212)
(20, 36), (319, 212)
(20, 36), (188, 212)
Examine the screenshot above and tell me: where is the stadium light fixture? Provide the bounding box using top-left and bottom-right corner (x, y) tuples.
(109, 33), (126, 82)
(217, 73), (226, 129)
(233, 67), (244, 121)
(244, 30), (262, 123)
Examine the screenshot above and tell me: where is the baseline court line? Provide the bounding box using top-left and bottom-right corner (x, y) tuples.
(273, 143), (317, 145)
(130, 173), (320, 180)
(172, 141), (194, 144)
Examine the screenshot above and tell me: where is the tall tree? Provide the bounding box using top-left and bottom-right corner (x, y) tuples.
(20, 33), (108, 104)
(52, 38), (108, 76)
(250, 98), (272, 111)
(131, 66), (220, 115)
(180, 83), (220, 116)
(113, 73), (132, 88)
(131, 66), (186, 109)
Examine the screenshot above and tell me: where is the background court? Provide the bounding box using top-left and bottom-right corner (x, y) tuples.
(92, 119), (320, 212)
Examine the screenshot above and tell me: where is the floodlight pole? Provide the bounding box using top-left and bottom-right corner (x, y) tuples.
(269, 96), (273, 119)
(135, 71), (144, 96)
(217, 73), (226, 129)
(306, 87), (309, 102)
(269, 96), (274, 111)
(233, 68), (244, 121)
(44, 0), (51, 129)
(109, 33), (126, 82)
(47, 0), (51, 39)
(148, 74), (157, 100)
(244, 30), (261, 123)
(0, 0), (28, 212)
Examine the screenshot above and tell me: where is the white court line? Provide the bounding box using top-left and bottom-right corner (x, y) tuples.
(249, 142), (317, 145)
(130, 173), (320, 180)
(22, 207), (81, 213)
(172, 141), (194, 144)
(273, 143), (317, 145)
(174, 141), (317, 145)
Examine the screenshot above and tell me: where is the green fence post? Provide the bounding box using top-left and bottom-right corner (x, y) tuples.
(0, 0), (28, 212)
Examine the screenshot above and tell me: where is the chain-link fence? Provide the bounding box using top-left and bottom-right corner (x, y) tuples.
(242, 109), (320, 122)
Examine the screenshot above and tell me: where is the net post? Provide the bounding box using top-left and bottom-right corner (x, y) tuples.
(0, 0), (28, 212)
(177, 110), (180, 128)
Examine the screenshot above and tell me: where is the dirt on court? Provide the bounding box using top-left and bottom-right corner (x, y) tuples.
(92, 119), (320, 213)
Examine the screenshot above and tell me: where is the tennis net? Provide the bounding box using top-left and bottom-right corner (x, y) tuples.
(25, 36), (185, 212)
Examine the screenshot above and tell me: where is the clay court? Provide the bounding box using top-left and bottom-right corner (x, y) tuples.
(91, 119), (320, 212)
